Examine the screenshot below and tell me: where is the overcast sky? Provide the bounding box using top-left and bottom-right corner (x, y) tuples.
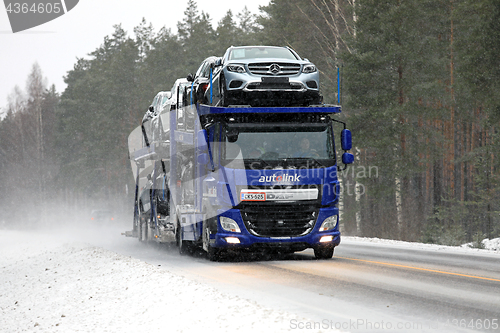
(0, 0), (270, 115)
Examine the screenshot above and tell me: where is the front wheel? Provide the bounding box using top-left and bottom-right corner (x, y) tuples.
(314, 245), (334, 259)
(203, 221), (222, 261)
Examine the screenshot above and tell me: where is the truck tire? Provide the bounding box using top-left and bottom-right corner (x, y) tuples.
(145, 221), (151, 243)
(314, 245), (334, 259)
(203, 222), (221, 261)
(138, 219), (145, 242)
(133, 214), (138, 236)
(142, 219), (150, 243)
(176, 220), (190, 255)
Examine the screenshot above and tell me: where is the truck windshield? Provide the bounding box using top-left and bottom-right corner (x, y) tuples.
(222, 123), (336, 169)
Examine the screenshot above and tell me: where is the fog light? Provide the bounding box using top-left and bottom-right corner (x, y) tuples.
(225, 237), (240, 244)
(320, 235), (333, 243)
(229, 80), (243, 88)
(306, 80), (318, 89)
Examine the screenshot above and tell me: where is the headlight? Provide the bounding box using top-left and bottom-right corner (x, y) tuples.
(220, 216), (241, 233)
(319, 215), (337, 232)
(303, 64), (317, 73)
(226, 64), (246, 73)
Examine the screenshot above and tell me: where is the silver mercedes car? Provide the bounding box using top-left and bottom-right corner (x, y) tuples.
(210, 46), (322, 107)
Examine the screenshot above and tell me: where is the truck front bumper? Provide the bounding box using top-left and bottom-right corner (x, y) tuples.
(211, 208), (341, 251)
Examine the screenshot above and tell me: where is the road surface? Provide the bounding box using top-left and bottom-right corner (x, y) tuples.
(97, 225), (500, 332)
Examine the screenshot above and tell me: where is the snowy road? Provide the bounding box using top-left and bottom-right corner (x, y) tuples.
(2, 222), (499, 332)
(114, 235), (500, 333)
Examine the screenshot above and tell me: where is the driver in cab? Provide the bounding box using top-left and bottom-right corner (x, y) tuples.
(293, 137), (319, 158)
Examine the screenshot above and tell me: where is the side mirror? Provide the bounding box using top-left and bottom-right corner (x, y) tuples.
(186, 73), (194, 82)
(148, 105), (154, 112)
(226, 129), (239, 143)
(342, 152), (354, 164)
(214, 57), (222, 67)
(341, 129), (352, 151)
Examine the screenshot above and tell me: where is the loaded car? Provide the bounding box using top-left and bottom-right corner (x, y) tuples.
(189, 46), (323, 107)
(187, 56), (222, 105)
(142, 91), (171, 145)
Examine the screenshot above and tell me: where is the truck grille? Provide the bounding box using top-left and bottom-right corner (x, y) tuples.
(240, 203), (318, 237)
(248, 63), (301, 76)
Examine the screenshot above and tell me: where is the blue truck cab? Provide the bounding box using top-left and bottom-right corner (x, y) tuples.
(171, 101), (353, 260)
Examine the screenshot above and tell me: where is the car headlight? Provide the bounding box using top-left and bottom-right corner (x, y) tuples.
(226, 64), (246, 73)
(303, 64), (317, 73)
(220, 216), (241, 233)
(319, 215), (338, 232)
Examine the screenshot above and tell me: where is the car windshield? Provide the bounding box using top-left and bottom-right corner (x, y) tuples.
(222, 123), (335, 169)
(229, 47), (299, 61)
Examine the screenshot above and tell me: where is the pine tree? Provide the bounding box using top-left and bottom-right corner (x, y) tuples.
(178, 0), (216, 71)
(341, 0), (454, 240)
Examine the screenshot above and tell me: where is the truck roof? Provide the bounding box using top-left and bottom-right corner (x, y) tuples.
(197, 104), (341, 116)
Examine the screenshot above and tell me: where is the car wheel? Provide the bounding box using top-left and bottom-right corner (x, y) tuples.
(314, 245), (334, 259)
(220, 74), (228, 107)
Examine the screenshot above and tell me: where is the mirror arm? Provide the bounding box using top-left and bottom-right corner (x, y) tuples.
(332, 119), (353, 169)
(331, 118), (347, 130)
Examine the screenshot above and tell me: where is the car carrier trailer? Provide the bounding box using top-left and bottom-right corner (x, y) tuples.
(125, 78), (354, 260)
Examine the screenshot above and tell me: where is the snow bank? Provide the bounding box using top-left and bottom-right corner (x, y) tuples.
(462, 237), (500, 252)
(343, 236), (500, 254)
(482, 238), (500, 251)
(0, 230), (323, 333)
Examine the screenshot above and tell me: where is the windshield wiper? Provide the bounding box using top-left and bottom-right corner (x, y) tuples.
(287, 157), (326, 168)
(244, 158), (272, 168)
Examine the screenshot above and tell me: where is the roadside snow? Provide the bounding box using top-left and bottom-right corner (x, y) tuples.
(475, 237), (500, 251)
(3, 226), (497, 333)
(342, 236), (500, 254)
(0, 229), (333, 333)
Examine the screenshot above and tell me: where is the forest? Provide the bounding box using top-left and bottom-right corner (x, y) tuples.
(0, 0), (499, 246)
